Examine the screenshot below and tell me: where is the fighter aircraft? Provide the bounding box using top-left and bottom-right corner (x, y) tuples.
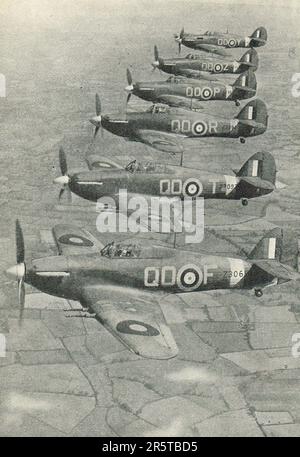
(151, 46), (259, 79)
(6, 221), (300, 359)
(54, 148), (278, 207)
(125, 68), (256, 108)
(174, 26), (267, 55)
(89, 95), (268, 153)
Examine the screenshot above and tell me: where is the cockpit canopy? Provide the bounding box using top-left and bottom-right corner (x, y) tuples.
(125, 159), (167, 174)
(185, 53), (201, 60)
(203, 31), (218, 36)
(101, 241), (141, 258)
(147, 104), (170, 114)
(166, 76), (184, 84)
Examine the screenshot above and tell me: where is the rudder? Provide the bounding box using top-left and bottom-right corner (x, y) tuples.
(236, 98), (268, 127)
(236, 151), (276, 185)
(239, 48), (259, 72)
(248, 228), (283, 261)
(250, 26), (268, 47)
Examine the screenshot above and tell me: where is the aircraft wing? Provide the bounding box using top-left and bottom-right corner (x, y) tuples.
(252, 260), (300, 282)
(180, 69), (219, 81)
(195, 43), (231, 57)
(136, 129), (184, 154)
(157, 94), (203, 110)
(85, 154), (123, 171)
(52, 224), (104, 256)
(82, 285), (178, 359)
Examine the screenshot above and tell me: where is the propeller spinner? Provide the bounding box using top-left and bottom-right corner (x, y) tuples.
(6, 220), (26, 326)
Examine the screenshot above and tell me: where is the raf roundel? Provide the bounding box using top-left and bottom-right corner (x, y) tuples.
(177, 264), (203, 291)
(183, 178), (202, 197)
(229, 39), (236, 47)
(201, 87), (213, 100)
(192, 121), (208, 136)
(214, 63), (222, 72)
(58, 234), (94, 247)
(116, 320), (160, 336)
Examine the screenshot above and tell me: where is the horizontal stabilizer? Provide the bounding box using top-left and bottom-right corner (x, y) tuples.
(252, 260), (300, 282)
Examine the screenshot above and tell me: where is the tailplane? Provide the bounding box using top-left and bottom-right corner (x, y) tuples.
(236, 98), (268, 128)
(236, 151), (276, 185)
(238, 48), (259, 72)
(248, 228), (283, 261)
(232, 70), (257, 96)
(250, 26), (267, 47)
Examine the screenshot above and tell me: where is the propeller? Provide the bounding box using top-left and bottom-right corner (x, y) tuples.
(174, 27), (184, 54)
(151, 45), (160, 72)
(125, 68), (134, 104)
(6, 220), (26, 326)
(89, 93), (102, 137)
(53, 147), (72, 203)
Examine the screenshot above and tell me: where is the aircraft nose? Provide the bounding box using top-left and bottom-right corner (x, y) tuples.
(53, 175), (70, 185)
(89, 115), (102, 127)
(125, 84), (134, 93)
(6, 263), (25, 280)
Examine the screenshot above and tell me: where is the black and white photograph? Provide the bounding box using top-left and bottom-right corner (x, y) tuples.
(1, 0), (300, 439)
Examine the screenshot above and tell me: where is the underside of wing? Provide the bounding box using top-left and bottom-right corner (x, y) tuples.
(82, 286), (178, 359)
(52, 224), (104, 256)
(136, 129), (184, 153)
(196, 43), (231, 57)
(181, 69), (219, 81)
(85, 154), (123, 171)
(157, 94), (203, 111)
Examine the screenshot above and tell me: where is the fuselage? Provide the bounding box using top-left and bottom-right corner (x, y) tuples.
(131, 77), (252, 104)
(182, 33), (252, 50)
(159, 55), (243, 76)
(68, 164), (273, 203)
(101, 107), (265, 140)
(25, 248), (271, 304)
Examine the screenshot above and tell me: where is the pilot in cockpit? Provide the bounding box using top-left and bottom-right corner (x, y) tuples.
(125, 159), (139, 173)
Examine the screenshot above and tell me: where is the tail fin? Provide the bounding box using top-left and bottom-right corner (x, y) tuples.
(236, 98), (268, 127)
(248, 228), (283, 261)
(250, 26), (267, 47)
(238, 48), (259, 72)
(236, 151), (276, 185)
(232, 70), (257, 94)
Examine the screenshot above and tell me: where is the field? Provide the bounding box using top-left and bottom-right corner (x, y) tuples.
(1, 0), (300, 437)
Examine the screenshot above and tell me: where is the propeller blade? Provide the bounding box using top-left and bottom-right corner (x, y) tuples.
(67, 187), (72, 204)
(16, 220), (24, 265)
(59, 187), (65, 200)
(18, 277), (25, 327)
(95, 93), (101, 117)
(59, 146), (67, 176)
(126, 93), (131, 104)
(94, 125), (100, 138)
(126, 68), (133, 86)
(178, 42), (181, 54)
(154, 45), (159, 62)
(180, 27), (184, 38)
